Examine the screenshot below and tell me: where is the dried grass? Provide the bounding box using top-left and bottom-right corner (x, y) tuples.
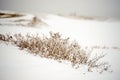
(0, 12), (23, 18)
(0, 13), (44, 26)
(58, 13), (108, 21)
(0, 32), (110, 73)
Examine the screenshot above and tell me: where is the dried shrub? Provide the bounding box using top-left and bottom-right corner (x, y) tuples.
(0, 34), (12, 42)
(27, 16), (42, 26)
(0, 32), (110, 73)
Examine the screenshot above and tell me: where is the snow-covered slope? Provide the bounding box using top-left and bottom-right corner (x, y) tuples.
(40, 14), (120, 47)
(0, 12), (120, 80)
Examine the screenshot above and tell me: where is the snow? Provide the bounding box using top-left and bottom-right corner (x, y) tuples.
(0, 13), (120, 80)
(40, 14), (120, 47)
(0, 43), (76, 80)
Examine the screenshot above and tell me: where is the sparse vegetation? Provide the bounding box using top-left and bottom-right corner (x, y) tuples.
(28, 16), (42, 26)
(0, 12), (23, 18)
(58, 13), (108, 21)
(0, 12), (43, 26)
(0, 32), (110, 73)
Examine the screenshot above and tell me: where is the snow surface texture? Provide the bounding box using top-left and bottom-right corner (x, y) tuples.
(0, 12), (120, 80)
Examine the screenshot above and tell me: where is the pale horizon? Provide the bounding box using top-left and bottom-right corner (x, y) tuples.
(0, 0), (120, 17)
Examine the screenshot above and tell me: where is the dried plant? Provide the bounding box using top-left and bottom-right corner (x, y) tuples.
(27, 16), (42, 26)
(0, 12), (43, 26)
(0, 32), (110, 73)
(0, 12), (23, 18)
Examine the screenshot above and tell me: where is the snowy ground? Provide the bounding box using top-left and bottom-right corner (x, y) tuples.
(0, 12), (120, 80)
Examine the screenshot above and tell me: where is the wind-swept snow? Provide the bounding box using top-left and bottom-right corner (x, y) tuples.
(0, 13), (120, 80)
(41, 14), (120, 47)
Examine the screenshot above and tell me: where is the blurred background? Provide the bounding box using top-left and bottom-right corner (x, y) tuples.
(0, 0), (120, 17)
